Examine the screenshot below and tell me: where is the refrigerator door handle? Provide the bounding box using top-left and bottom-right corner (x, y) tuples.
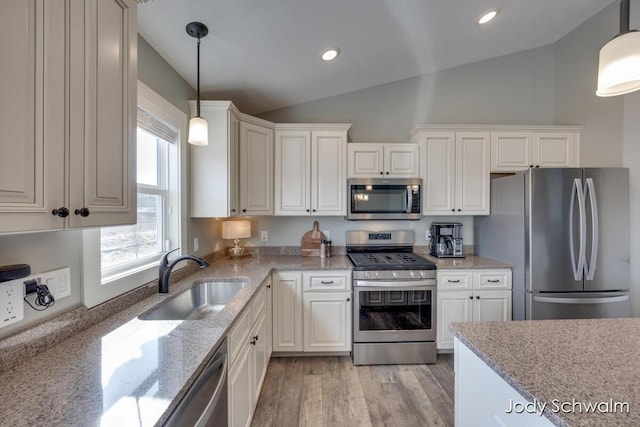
(584, 178), (599, 281)
(569, 178), (586, 281)
(533, 295), (629, 305)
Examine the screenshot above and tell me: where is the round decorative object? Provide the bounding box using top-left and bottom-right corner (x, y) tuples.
(0, 264), (31, 283)
(186, 22), (209, 39)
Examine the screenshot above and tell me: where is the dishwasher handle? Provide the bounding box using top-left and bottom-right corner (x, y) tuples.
(164, 340), (228, 427)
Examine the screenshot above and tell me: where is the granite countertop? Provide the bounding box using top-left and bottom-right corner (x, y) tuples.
(0, 255), (351, 427)
(450, 319), (640, 426)
(425, 254), (512, 270)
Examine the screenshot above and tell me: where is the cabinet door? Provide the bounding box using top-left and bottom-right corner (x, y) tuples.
(228, 343), (253, 427)
(455, 132), (490, 215)
(68, 0), (137, 228)
(272, 272), (303, 351)
(533, 132), (579, 168)
(347, 144), (383, 177)
(274, 131), (310, 215)
(0, 0), (66, 233)
(490, 132), (532, 172)
(303, 292), (352, 352)
(473, 290), (512, 322)
(437, 291), (473, 350)
(251, 312), (269, 406)
(311, 131), (346, 215)
(473, 270), (512, 290)
(229, 111), (241, 216)
(240, 121), (273, 215)
(438, 271), (473, 290)
(419, 132), (455, 215)
(384, 144), (419, 177)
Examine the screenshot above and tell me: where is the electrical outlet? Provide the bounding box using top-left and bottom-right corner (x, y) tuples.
(425, 230), (431, 241)
(194, 237), (200, 252)
(0, 279), (24, 328)
(322, 230), (330, 240)
(261, 231), (268, 242)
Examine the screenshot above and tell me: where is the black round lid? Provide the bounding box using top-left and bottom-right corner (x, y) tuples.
(0, 264), (31, 283)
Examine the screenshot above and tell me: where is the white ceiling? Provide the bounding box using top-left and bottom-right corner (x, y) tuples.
(138, 0), (617, 115)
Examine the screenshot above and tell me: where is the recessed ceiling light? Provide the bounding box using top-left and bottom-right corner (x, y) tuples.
(321, 48), (340, 62)
(478, 9), (499, 25)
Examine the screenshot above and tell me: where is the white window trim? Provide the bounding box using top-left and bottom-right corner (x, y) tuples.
(82, 82), (188, 308)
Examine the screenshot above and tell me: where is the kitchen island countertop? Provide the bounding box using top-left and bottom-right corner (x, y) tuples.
(450, 318), (640, 426)
(0, 255), (351, 427)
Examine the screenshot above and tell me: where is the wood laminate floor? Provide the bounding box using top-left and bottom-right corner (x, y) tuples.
(251, 354), (454, 427)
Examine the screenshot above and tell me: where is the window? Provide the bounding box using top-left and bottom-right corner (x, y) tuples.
(82, 82), (187, 307)
(100, 120), (173, 282)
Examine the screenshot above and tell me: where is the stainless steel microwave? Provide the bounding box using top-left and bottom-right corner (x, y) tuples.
(347, 178), (422, 220)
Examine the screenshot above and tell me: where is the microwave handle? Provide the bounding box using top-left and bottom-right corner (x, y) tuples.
(406, 186), (412, 213)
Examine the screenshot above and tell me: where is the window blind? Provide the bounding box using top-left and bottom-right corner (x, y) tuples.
(137, 107), (178, 143)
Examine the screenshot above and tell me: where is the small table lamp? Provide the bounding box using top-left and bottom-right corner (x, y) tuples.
(222, 220), (251, 257)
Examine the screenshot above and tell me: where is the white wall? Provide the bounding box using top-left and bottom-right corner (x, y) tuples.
(259, 45), (557, 141)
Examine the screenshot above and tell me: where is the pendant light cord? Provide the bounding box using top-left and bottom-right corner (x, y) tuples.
(196, 37), (201, 118)
(620, 0), (630, 34)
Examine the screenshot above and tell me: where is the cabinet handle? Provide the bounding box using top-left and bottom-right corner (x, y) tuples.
(469, 295), (473, 299)
(51, 207), (69, 218)
(487, 279), (500, 283)
(447, 279), (461, 283)
(74, 208), (90, 217)
(320, 280), (334, 284)
(476, 295), (480, 299)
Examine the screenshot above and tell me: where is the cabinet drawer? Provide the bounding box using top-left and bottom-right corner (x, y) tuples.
(303, 271), (350, 291)
(228, 308), (252, 365)
(474, 270), (512, 290)
(252, 282), (268, 319)
(437, 271), (473, 290)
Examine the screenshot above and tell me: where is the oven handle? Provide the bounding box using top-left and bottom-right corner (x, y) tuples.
(354, 280), (436, 289)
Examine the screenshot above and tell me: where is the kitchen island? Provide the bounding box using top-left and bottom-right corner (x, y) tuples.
(451, 318), (640, 426)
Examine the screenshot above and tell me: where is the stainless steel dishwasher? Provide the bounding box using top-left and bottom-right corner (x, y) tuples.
(164, 339), (228, 427)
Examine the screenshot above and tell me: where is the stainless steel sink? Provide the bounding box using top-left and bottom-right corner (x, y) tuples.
(140, 279), (247, 321)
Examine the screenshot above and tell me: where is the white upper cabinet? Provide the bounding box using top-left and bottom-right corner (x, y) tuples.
(239, 120), (274, 215)
(348, 143), (419, 178)
(275, 124), (351, 216)
(490, 127), (580, 172)
(190, 101), (241, 218)
(0, 0), (136, 233)
(413, 127), (490, 215)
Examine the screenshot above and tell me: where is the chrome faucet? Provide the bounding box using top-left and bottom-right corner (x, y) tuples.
(159, 248), (209, 294)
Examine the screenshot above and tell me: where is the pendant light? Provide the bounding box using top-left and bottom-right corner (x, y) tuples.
(186, 22), (209, 146)
(596, 0), (640, 97)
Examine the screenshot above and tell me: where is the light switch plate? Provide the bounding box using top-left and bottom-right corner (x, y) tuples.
(37, 267), (71, 299)
(261, 231), (268, 242)
(0, 279), (24, 329)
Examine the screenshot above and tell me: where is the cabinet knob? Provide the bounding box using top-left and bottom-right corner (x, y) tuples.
(476, 295), (480, 299)
(242, 209), (247, 213)
(451, 209), (455, 212)
(267, 284), (271, 289)
(529, 165), (534, 168)
(253, 335), (259, 341)
(250, 339), (256, 346)
(385, 171), (390, 175)
(457, 209), (461, 212)
(231, 209), (236, 212)
(51, 207), (69, 218)
(306, 209), (310, 212)
(469, 295), (473, 299)
(74, 208), (90, 217)
(379, 171), (383, 175)
(535, 165), (540, 168)
(347, 297), (351, 302)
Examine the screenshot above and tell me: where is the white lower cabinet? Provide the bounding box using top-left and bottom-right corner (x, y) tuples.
(228, 280), (272, 427)
(437, 269), (512, 351)
(273, 270), (352, 353)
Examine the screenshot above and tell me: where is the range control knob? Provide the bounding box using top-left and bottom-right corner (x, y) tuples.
(392, 271), (398, 278)
(364, 272), (370, 279)
(375, 271), (381, 279)
(419, 271), (426, 278)
(409, 271), (416, 278)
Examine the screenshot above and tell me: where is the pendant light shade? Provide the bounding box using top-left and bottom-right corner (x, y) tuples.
(596, 0), (640, 97)
(186, 22), (209, 145)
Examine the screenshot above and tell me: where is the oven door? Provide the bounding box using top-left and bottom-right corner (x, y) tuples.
(353, 281), (436, 342)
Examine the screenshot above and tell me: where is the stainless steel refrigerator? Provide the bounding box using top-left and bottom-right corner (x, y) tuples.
(475, 168), (630, 320)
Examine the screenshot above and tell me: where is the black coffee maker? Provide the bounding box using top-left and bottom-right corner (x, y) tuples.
(429, 222), (464, 258)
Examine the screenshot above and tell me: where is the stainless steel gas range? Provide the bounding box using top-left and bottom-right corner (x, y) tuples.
(347, 230), (437, 365)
